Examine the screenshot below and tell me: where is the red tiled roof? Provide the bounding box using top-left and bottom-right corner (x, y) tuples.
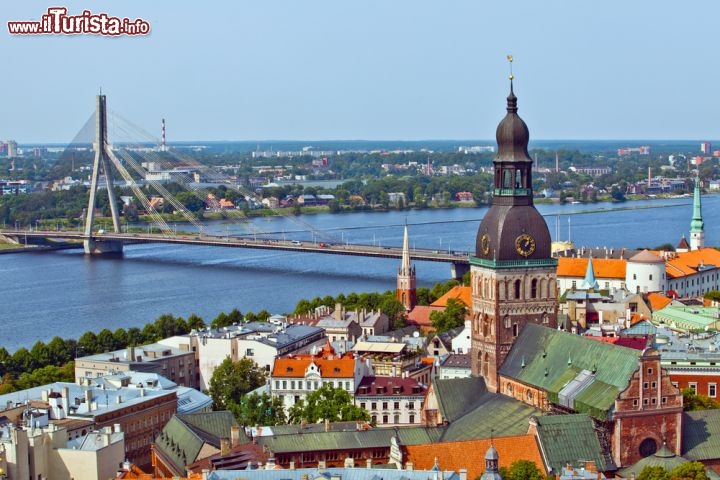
(557, 257), (626, 279)
(664, 247), (720, 279)
(647, 292), (673, 311)
(355, 376), (427, 397)
(585, 335), (648, 351)
(404, 435), (545, 480)
(407, 305), (442, 330)
(271, 353), (356, 378)
(431, 286), (472, 309)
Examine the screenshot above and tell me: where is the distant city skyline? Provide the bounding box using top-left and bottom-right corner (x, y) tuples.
(2, 1), (719, 143)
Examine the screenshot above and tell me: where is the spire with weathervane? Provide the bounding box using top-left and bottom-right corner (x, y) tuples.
(396, 223), (416, 311)
(690, 174), (704, 251)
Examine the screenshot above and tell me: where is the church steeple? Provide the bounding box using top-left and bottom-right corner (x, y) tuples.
(480, 438), (503, 480)
(470, 57), (558, 392)
(690, 174), (704, 250)
(396, 224), (416, 311)
(580, 257), (599, 290)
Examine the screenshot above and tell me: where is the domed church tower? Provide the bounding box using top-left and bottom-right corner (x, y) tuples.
(470, 61), (558, 391)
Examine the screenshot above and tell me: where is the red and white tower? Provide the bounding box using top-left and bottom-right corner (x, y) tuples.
(396, 224), (417, 311)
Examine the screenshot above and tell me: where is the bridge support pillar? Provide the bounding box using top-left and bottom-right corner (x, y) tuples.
(450, 261), (470, 281)
(83, 238), (123, 255)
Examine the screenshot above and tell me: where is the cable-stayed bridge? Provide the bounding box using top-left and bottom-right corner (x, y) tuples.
(1, 95), (473, 278)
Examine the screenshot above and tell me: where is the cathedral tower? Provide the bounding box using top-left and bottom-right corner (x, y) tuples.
(397, 224), (417, 311)
(470, 65), (558, 391)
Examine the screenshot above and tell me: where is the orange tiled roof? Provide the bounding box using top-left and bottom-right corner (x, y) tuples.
(404, 435), (545, 480)
(556, 257), (626, 279)
(664, 247), (720, 279)
(431, 286), (472, 308)
(406, 305), (443, 331)
(647, 292), (673, 311)
(271, 353), (355, 378)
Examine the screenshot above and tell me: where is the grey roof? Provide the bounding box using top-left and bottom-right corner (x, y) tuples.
(440, 354), (471, 369)
(683, 410), (720, 461)
(532, 414), (615, 473)
(207, 467), (461, 480)
(0, 381), (175, 420)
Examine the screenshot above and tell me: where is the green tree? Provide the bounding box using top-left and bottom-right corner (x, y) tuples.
(704, 290), (720, 302)
(430, 298), (467, 333)
(682, 388), (720, 411)
(637, 466), (671, 480)
(187, 313), (206, 331)
(498, 460), (544, 480)
(670, 461), (709, 480)
(208, 357), (267, 410)
(232, 392), (286, 426)
(288, 384), (370, 424)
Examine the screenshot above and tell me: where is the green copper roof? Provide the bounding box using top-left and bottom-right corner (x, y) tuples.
(683, 410), (720, 461)
(257, 426), (439, 453)
(532, 414), (615, 473)
(617, 443), (687, 477)
(439, 392), (542, 441)
(432, 377), (490, 423)
(691, 176), (704, 233)
(155, 411), (241, 475)
(500, 324), (641, 419)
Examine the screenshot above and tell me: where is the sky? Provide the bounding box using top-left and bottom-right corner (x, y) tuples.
(2, 1), (719, 143)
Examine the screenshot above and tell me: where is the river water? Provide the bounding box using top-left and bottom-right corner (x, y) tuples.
(3, 195), (719, 352)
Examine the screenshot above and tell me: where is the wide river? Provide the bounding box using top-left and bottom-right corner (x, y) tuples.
(3, 195), (720, 352)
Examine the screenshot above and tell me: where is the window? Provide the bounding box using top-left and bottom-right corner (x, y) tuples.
(360, 402), (366, 410)
(282, 380), (287, 389)
(651, 382), (656, 388)
(512, 324), (519, 337)
(514, 280), (521, 299)
(531, 279), (538, 299)
(571, 280), (577, 289)
(382, 415), (388, 424)
(409, 414), (415, 424)
(689, 382), (698, 394)
(394, 402), (400, 410)
(394, 414), (400, 424)
(382, 402), (388, 410)
(633, 273), (637, 280)
(710, 384), (717, 398)
(643, 382), (649, 390)
(649, 274), (653, 281)
(291, 380), (295, 390)
(633, 399), (638, 406)
(647, 368), (653, 374)
(371, 402), (377, 410)
(246, 348), (254, 356)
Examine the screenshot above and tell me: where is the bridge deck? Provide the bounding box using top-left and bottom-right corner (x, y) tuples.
(1, 230), (471, 264)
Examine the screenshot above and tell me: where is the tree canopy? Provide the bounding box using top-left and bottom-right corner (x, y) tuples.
(497, 460), (545, 480)
(208, 357), (267, 411)
(288, 384), (369, 424)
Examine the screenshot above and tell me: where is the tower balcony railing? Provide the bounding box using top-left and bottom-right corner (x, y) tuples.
(494, 187), (531, 196)
(470, 256), (557, 269)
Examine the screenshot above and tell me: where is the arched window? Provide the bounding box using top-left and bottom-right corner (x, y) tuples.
(513, 323), (519, 337)
(503, 169), (512, 188)
(515, 169), (522, 188)
(504, 316), (511, 329)
(514, 279), (521, 299)
(506, 383), (513, 395)
(531, 279), (538, 298)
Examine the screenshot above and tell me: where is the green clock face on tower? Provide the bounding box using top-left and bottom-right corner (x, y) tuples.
(515, 234), (536, 257)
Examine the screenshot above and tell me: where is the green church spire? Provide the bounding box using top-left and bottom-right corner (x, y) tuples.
(690, 174), (704, 250)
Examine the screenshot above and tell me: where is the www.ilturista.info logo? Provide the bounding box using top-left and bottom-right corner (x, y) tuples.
(8, 7), (150, 36)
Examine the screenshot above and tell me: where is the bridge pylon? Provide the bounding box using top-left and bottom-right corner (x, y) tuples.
(84, 95), (123, 254)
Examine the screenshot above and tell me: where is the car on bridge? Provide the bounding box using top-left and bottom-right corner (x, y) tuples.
(291, 240), (302, 246)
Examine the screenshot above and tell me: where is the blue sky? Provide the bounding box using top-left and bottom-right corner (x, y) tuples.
(2, 1), (719, 143)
